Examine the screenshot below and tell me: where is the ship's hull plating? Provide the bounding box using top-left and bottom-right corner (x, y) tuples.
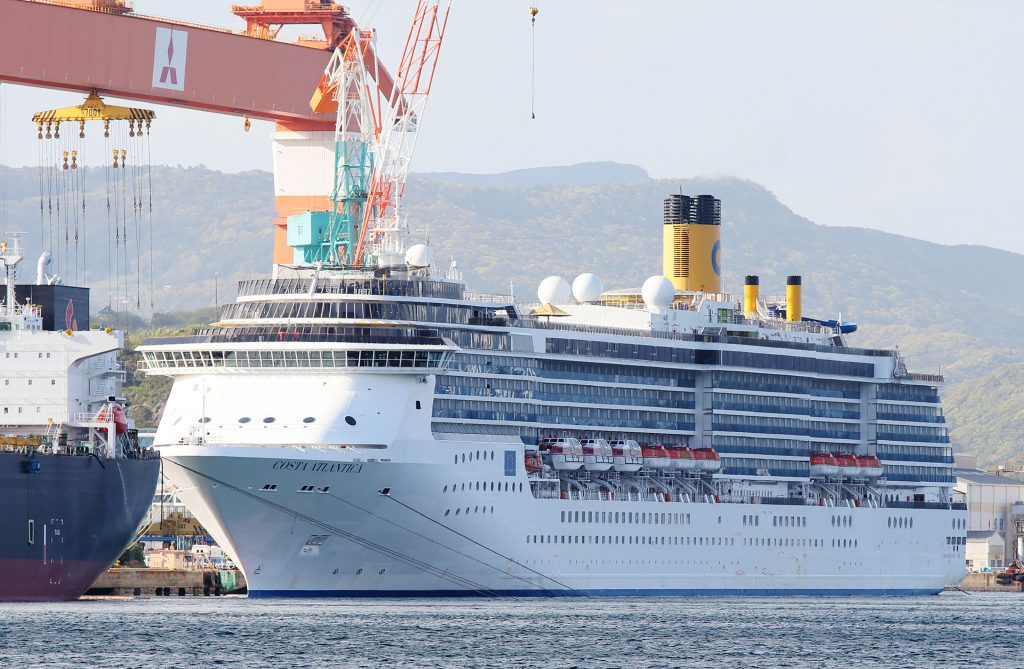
(163, 447), (965, 598)
(0, 451), (160, 601)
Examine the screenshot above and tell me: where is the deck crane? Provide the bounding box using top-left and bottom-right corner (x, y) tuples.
(310, 0), (449, 268)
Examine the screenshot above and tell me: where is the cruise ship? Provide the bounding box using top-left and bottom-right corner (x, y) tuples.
(142, 193), (967, 597)
(0, 236), (159, 601)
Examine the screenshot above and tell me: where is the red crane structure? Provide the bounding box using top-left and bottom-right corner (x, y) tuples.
(352, 0), (448, 266)
(0, 0), (398, 263)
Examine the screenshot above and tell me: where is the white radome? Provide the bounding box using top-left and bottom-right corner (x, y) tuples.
(641, 275), (675, 310)
(537, 276), (572, 305)
(405, 244), (433, 268)
(572, 273), (603, 303)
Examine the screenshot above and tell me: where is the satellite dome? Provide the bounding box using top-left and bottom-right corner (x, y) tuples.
(572, 273), (603, 303)
(641, 275), (676, 311)
(537, 276), (572, 304)
(404, 244), (433, 268)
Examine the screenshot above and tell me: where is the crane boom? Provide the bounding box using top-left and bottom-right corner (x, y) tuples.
(352, 0), (449, 267)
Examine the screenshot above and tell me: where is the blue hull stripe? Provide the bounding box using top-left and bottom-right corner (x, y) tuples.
(249, 587), (942, 599)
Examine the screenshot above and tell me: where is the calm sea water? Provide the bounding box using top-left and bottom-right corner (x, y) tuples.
(0, 593), (1019, 668)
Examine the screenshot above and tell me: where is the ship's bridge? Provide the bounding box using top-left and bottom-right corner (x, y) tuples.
(139, 326), (457, 375)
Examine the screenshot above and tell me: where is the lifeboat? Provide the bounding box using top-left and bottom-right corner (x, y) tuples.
(692, 447), (721, 472)
(809, 453), (839, 477)
(859, 455), (884, 478)
(833, 453), (861, 477)
(610, 439), (643, 472)
(668, 445), (698, 471)
(524, 449), (543, 474)
(539, 437), (584, 471)
(641, 443), (671, 469)
(581, 438), (614, 472)
(96, 404), (129, 434)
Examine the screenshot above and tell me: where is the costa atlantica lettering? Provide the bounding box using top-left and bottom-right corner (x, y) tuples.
(272, 461), (363, 474)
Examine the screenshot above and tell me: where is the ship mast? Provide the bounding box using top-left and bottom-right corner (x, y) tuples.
(0, 233), (22, 318)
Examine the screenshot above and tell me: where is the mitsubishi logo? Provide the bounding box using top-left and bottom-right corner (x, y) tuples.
(152, 27), (188, 92)
(159, 33), (177, 86)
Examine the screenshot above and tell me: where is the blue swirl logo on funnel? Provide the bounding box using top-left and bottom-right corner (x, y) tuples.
(711, 240), (722, 276)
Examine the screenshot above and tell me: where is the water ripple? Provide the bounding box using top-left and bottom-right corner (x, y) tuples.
(0, 593), (1018, 668)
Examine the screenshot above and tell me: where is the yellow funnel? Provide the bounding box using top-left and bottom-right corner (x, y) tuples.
(786, 276), (802, 322)
(662, 193), (721, 293)
(744, 275), (759, 318)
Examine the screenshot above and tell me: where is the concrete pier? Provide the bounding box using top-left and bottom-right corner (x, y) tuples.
(87, 568), (247, 597)
(958, 572), (1024, 592)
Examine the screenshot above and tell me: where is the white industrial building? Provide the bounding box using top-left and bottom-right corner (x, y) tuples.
(955, 455), (1024, 571)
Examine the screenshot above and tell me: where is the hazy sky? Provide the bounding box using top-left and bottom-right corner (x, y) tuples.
(1, 1), (1022, 253)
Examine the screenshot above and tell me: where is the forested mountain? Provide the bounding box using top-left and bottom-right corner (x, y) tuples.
(2, 162), (1021, 465)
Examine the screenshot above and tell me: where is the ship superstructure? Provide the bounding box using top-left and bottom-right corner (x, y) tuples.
(141, 193), (966, 597)
(0, 235), (159, 601)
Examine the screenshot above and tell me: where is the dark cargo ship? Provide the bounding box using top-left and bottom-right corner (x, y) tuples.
(0, 236), (159, 601)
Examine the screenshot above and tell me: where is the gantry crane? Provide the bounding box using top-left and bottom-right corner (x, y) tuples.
(0, 0), (398, 263)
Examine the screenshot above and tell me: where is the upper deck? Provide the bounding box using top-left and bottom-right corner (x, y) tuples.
(208, 272), (940, 383)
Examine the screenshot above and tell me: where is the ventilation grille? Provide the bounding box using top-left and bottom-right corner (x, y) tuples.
(672, 226), (690, 278)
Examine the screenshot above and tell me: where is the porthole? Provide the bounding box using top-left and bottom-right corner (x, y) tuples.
(238, 417), (251, 424)
(302, 417), (316, 424)
(263, 417), (276, 424)
(356, 568), (363, 575)
(345, 415), (357, 426)
(200, 417), (212, 423)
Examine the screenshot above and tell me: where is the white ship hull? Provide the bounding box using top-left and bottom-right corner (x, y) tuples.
(161, 441), (965, 597)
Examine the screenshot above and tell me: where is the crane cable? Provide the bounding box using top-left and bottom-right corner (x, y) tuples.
(104, 126), (113, 307)
(146, 123), (154, 311)
(530, 5), (539, 119)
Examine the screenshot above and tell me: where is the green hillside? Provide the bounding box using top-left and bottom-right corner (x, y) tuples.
(2, 162), (1021, 465)
(944, 364), (1024, 468)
